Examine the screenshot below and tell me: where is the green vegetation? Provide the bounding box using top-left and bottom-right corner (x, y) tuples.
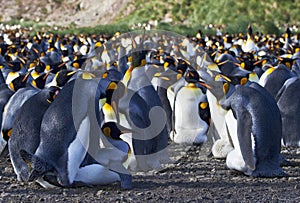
(1, 0), (299, 36)
(118, 0), (299, 34)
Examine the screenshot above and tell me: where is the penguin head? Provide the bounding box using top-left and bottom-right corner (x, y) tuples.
(176, 59), (189, 74)
(34, 60), (47, 73)
(206, 73), (234, 101)
(102, 68), (123, 83)
(71, 56), (86, 69)
(163, 55), (177, 71)
(102, 122), (122, 140)
(46, 86), (60, 103)
(54, 69), (78, 87)
(7, 59), (23, 72)
(247, 23), (253, 39)
(106, 80), (126, 106)
(129, 32), (147, 68)
(8, 72), (30, 91)
(31, 72), (50, 89)
(184, 67), (199, 83)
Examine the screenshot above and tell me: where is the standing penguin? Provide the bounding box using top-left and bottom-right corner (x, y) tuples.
(217, 81), (286, 177)
(8, 86), (60, 182)
(276, 77), (300, 146)
(119, 31), (169, 172)
(168, 68), (209, 145)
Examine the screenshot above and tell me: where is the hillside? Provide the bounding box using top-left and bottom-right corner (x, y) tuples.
(0, 0), (131, 27)
(0, 0), (299, 33)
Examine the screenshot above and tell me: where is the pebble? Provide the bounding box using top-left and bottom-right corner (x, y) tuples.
(288, 177), (300, 182)
(96, 190), (104, 196)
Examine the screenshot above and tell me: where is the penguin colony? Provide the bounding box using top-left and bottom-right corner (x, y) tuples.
(0, 23), (299, 189)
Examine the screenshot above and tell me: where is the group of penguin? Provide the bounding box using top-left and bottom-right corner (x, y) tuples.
(0, 23), (299, 189)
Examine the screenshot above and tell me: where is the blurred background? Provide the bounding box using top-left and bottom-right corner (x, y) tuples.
(0, 0), (299, 35)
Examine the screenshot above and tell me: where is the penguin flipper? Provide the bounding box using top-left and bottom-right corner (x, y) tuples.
(236, 109), (255, 172)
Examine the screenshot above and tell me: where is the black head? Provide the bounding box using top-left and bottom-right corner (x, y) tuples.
(55, 69), (77, 87)
(32, 72), (50, 89)
(184, 68), (200, 83)
(46, 86), (60, 103)
(176, 59), (189, 74)
(102, 122), (122, 140)
(9, 72), (30, 91)
(7, 60), (23, 72)
(129, 31), (147, 68)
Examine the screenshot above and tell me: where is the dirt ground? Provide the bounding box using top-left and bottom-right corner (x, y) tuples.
(0, 137), (299, 203)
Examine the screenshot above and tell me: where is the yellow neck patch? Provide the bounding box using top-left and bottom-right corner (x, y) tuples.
(187, 83), (197, 88)
(240, 77), (248, 85)
(223, 83), (229, 94)
(200, 102), (208, 109)
(81, 72), (95, 80)
(103, 127), (111, 138)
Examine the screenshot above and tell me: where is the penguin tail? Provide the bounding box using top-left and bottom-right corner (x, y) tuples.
(20, 149), (53, 182)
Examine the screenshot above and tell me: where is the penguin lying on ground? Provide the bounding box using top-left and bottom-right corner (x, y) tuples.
(20, 73), (132, 189)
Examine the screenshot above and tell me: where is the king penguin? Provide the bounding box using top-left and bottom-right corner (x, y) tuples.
(168, 68), (209, 145)
(259, 64), (295, 98)
(2, 70), (76, 142)
(8, 86), (60, 182)
(20, 73), (131, 189)
(119, 31), (169, 172)
(216, 81), (286, 177)
(276, 77), (300, 146)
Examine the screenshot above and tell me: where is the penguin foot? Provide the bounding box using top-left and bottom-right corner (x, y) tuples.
(211, 139), (234, 158)
(252, 167), (287, 178)
(19, 168), (30, 182)
(279, 154), (291, 166)
(118, 173), (132, 190)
